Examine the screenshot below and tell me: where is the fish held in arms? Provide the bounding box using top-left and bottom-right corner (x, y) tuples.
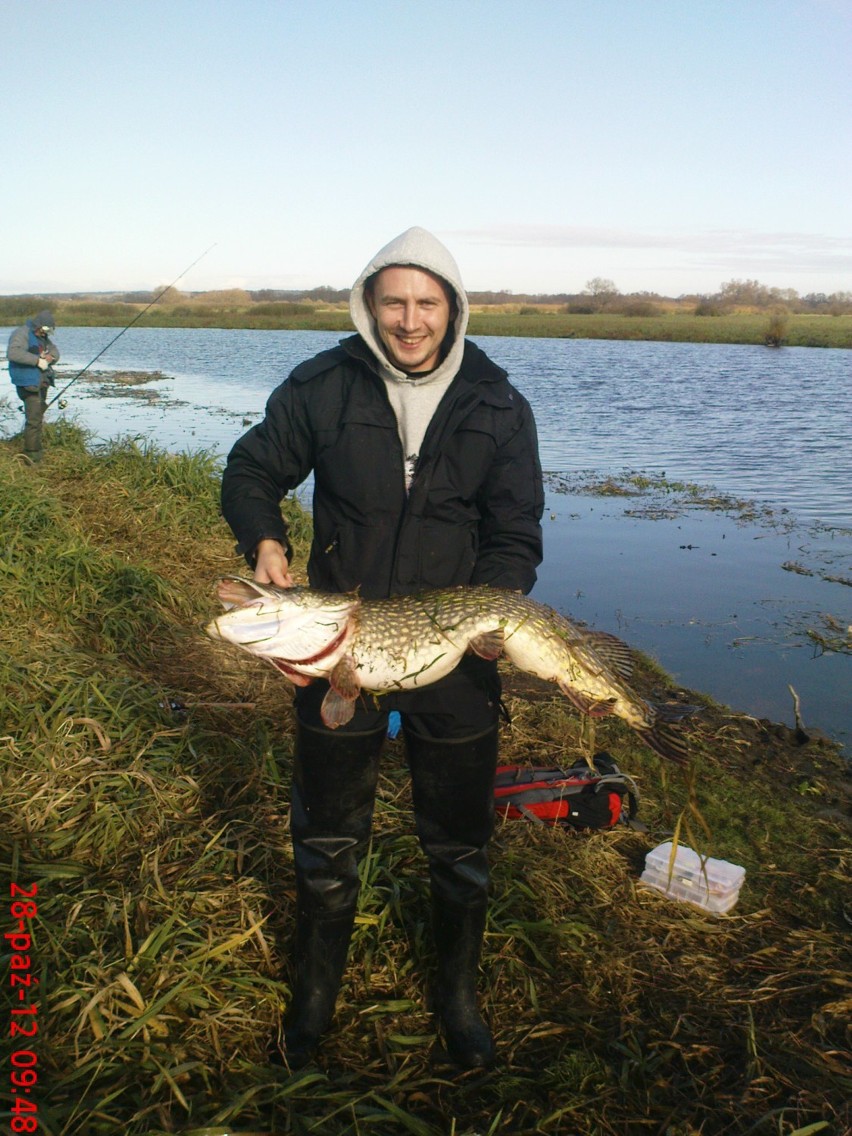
(207, 577), (697, 764)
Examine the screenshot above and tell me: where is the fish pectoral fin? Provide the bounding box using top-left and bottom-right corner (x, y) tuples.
(468, 629), (505, 661)
(557, 682), (617, 718)
(320, 658), (361, 728)
(269, 658), (314, 687)
(329, 656), (361, 700)
(321, 688), (357, 729)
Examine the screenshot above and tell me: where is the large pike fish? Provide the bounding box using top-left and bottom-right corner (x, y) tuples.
(207, 578), (695, 763)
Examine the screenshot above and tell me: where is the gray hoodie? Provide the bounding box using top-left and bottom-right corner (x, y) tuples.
(349, 226), (470, 489)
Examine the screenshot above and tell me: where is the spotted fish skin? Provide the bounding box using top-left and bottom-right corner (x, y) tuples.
(207, 578), (694, 763)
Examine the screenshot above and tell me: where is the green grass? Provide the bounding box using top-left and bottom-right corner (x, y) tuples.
(0, 424), (849, 1135)
(466, 311), (852, 348)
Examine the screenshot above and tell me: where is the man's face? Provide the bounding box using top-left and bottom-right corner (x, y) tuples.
(367, 266), (452, 373)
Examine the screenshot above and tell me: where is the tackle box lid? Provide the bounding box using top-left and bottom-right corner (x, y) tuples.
(644, 841), (746, 894)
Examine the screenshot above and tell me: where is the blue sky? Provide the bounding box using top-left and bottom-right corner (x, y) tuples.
(3, 0), (850, 297)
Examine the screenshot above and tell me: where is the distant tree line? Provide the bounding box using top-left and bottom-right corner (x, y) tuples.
(1, 278), (850, 320)
(249, 286), (351, 304)
(691, 279), (852, 316)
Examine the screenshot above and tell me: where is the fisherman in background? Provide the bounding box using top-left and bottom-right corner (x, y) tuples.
(6, 310), (60, 463)
(221, 227), (544, 1070)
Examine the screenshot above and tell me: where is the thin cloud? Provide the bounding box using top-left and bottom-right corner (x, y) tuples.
(445, 225), (852, 283)
(448, 224), (848, 252)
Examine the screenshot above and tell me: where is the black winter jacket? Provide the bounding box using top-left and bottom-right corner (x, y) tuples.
(221, 335), (544, 600)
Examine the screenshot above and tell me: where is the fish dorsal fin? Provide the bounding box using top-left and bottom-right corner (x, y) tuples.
(583, 631), (635, 680)
(469, 629), (505, 661)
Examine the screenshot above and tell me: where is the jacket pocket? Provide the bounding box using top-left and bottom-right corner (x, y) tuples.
(418, 520), (478, 588)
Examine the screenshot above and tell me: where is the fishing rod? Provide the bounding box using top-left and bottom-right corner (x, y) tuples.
(46, 244), (217, 408)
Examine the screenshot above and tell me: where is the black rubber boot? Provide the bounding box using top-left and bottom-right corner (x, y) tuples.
(431, 896), (495, 1069)
(405, 724), (499, 1069)
(278, 719), (385, 1068)
(282, 909), (357, 1068)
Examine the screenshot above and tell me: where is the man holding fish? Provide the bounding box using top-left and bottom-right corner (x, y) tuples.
(220, 226), (545, 1069)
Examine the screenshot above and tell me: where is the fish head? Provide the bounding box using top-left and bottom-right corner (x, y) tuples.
(206, 577), (357, 668)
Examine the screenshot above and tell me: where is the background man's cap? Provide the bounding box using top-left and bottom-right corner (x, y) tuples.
(33, 309), (56, 330)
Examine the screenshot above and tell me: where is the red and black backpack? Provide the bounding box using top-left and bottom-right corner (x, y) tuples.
(494, 752), (643, 831)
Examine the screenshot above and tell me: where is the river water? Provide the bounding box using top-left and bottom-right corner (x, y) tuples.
(3, 327), (850, 753)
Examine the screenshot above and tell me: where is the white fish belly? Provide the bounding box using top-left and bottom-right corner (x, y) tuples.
(352, 635), (466, 692)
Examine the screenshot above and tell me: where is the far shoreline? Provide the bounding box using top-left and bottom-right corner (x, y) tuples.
(2, 304), (851, 349)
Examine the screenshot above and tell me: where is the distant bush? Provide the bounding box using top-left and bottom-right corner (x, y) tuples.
(765, 309), (789, 347)
(616, 300), (661, 317)
(694, 299), (727, 316)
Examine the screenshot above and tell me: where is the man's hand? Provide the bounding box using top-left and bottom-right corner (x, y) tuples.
(37, 357), (50, 371)
(254, 538), (294, 587)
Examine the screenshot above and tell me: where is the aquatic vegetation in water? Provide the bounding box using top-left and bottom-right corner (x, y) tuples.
(783, 560), (852, 588)
(806, 613), (852, 656)
(546, 468), (784, 526)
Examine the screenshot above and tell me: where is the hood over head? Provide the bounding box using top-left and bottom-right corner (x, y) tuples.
(349, 226), (469, 386)
(32, 310), (56, 333)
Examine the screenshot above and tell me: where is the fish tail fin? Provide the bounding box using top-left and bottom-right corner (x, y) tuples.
(637, 722), (690, 765)
(655, 702), (702, 723)
(637, 703), (700, 765)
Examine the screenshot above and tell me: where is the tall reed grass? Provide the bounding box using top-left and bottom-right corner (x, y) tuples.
(1, 425), (848, 1135)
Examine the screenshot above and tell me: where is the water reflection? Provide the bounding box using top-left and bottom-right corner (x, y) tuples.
(537, 489), (850, 752)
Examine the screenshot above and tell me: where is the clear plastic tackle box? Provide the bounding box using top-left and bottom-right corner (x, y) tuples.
(639, 841), (746, 914)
